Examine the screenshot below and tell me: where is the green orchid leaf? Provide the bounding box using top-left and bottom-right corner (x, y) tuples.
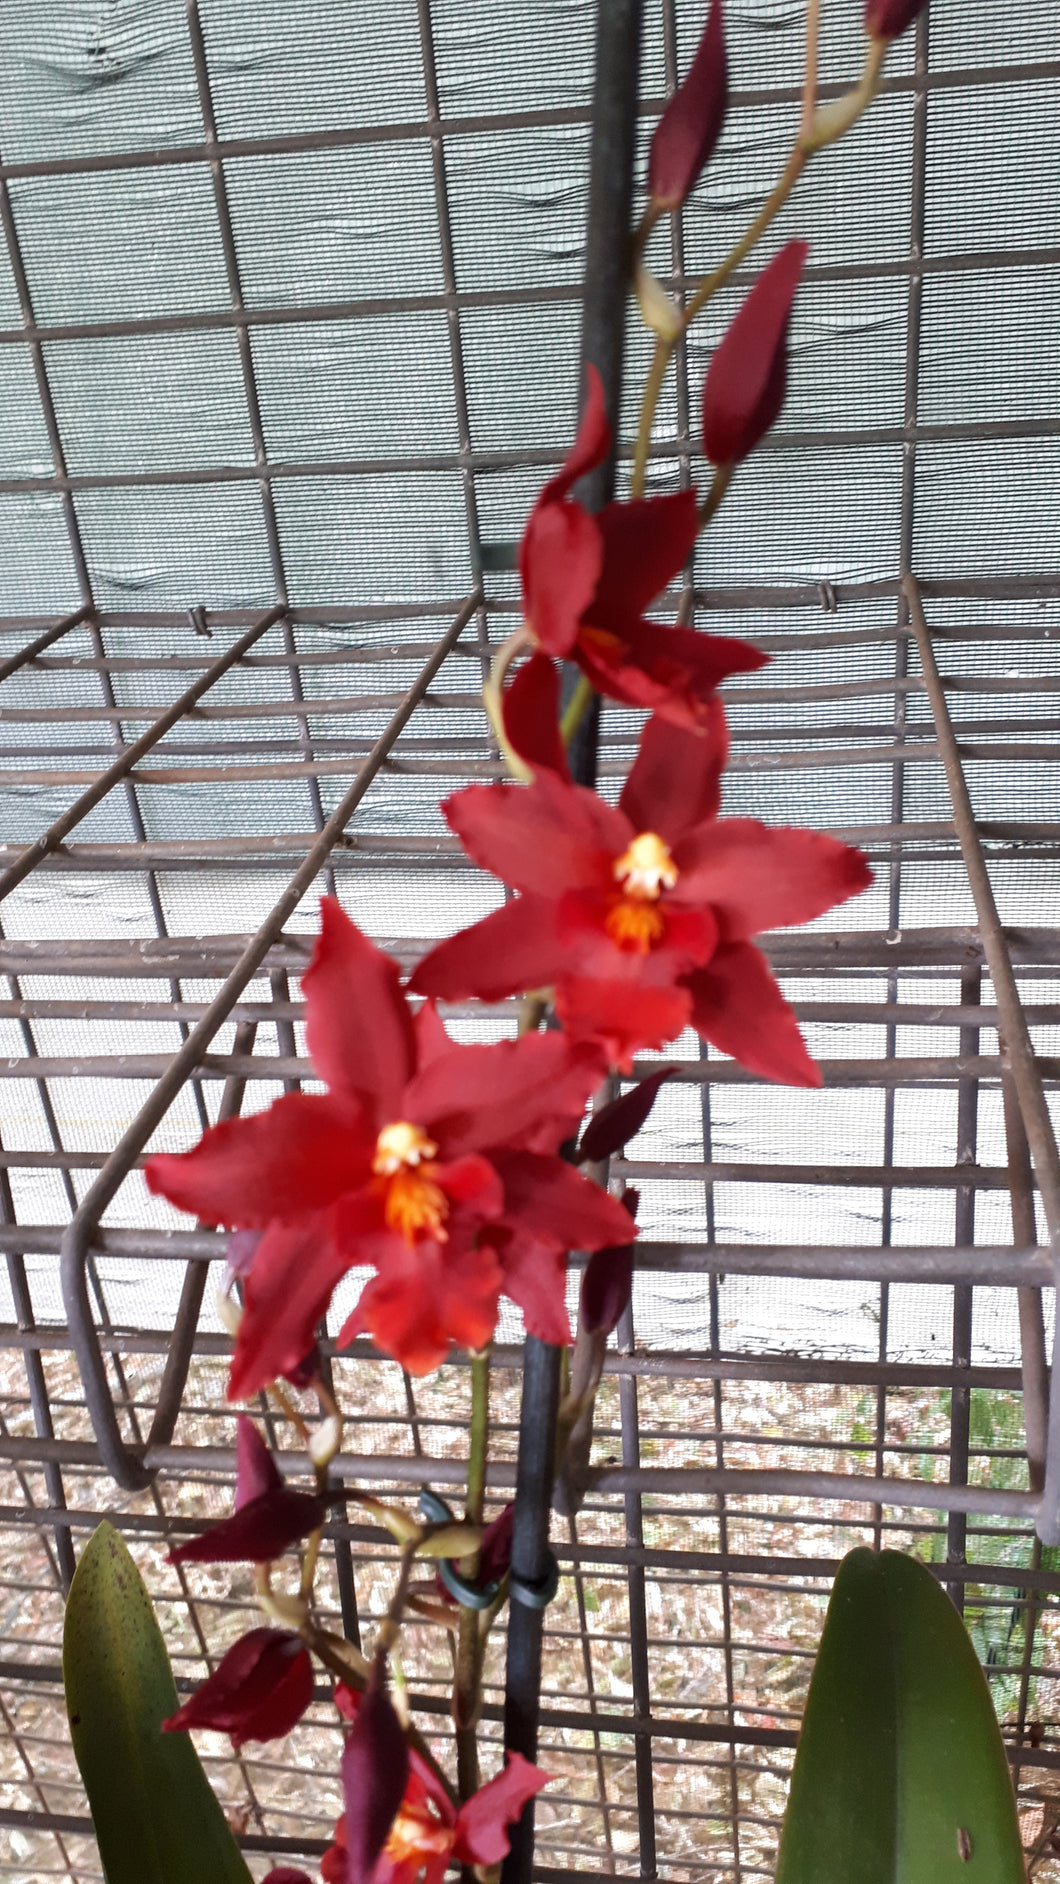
(776, 1547), (1026, 1883)
(63, 1521), (253, 1884)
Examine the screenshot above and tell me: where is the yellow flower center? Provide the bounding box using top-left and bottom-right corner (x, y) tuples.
(604, 832), (678, 953)
(613, 831), (678, 900)
(385, 1804), (452, 1866)
(373, 1121), (449, 1245)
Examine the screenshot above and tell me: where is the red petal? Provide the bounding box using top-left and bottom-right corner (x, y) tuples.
(235, 1415), (282, 1509)
(228, 1213), (354, 1402)
(490, 1148), (638, 1251)
(578, 1070), (673, 1163)
(452, 1754), (552, 1867)
(442, 772), (627, 899)
(576, 618), (767, 726)
(303, 898), (416, 1121)
(555, 975), (693, 1072)
(503, 651), (570, 780)
(673, 820), (872, 939)
(413, 998), (452, 1069)
(684, 939), (820, 1085)
(520, 496), (602, 658)
(648, 0), (728, 209)
(491, 1227), (572, 1345)
(702, 240), (808, 464)
(341, 1659), (410, 1884)
(343, 1237), (503, 1374)
(410, 896), (567, 1004)
(533, 362), (610, 507)
(162, 1630), (312, 1748)
(593, 488), (699, 622)
(405, 1032), (604, 1160)
(169, 1485), (325, 1564)
(145, 1092), (366, 1228)
(619, 699), (729, 844)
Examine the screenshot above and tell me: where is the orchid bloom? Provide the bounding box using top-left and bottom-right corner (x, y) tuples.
(514, 364), (766, 730)
(412, 706), (871, 1080)
(162, 1627), (313, 1749)
(324, 1687), (549, 1884)
(146, 900), (632, 1388)
(647, 0), (728, 213)
(168, 1416), (324, 1565)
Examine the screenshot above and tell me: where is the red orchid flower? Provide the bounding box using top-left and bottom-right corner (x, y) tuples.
(412, 706), (871, 1080)
(648, 0), (728, 213)
(162, 1627), (313, 1749)
(146, 900), (631, 1389)
(515, 364), (766, 730)
(168, 1416), (324, 1565)
(325, 1688), (548, 1884)
(702, 240), (808, 468)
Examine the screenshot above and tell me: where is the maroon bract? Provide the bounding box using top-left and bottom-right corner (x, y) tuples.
(702, 240), (808, 466)
(413, 707), (871, 1078)
(146, 900), (631, 1389)
(168, 1417), (324, 1565)
(162, 1628), (313, 1749)
(517, 365), (766, 729)
(339, 1659), (410, 1884)
(865, 0), (927, 38)
(648, 0), (728, 211)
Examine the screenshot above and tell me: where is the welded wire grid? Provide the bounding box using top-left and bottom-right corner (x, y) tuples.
(1, 0), (1060, 1878)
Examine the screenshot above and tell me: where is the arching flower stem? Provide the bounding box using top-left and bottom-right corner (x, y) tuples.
(630, 0), (833, 502)
(483, 625), (534, 781)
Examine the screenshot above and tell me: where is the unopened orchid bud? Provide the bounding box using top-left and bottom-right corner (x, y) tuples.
(308, 1413), (342, 1468)
(215, 1288), (242, 1338)
(341, 1657), (410, 1884)
(352, 1494), (422, 1547)
(865, 0), (927, 40)
(635, 263), (684, 341)
(579, 1190), (639, 1336)
(416, 1522), (484, 1560)
(578, 1070), (673, 1164)
(702, 240), (808, 466)
(648, 0), (728, 211)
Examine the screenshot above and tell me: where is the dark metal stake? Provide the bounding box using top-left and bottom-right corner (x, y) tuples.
(503, 4), (643, 1881)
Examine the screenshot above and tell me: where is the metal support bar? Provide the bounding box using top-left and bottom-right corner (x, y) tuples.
(0, 605), (90, 686)
(59, 594), (480, 1491)
(0, 606), (284, 902)
(905, 573), (1060, 1540)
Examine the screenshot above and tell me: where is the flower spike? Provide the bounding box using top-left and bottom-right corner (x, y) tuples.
(648, 0), (728, 212)
(702, 240), (808, 467)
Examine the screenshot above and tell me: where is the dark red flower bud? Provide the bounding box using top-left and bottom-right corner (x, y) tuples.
(578, 1069), (673, 1164)
(702, 240), (808, 466)
(648, 0), (728, 211)
(341, 1655), (410, 1884)
(162, 1628), (312, 1749)
(865, 0), (927, 40)
(262, 1872), (314, 1884)
(579, 1190), (638, 1337)
(168, 1416), (325, 1564)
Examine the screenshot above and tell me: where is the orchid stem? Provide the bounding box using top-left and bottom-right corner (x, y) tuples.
(629, 0), (860, 509)
(482, 625), (533, 782)
(299, 1525), (323, 1601)
(454, 1348), (491, 1801)
(378, 1540), (418, 1656)
(560, 673), (595, 747)
(266, 1377), (311, 1443)
(697, 460), (734, 530)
